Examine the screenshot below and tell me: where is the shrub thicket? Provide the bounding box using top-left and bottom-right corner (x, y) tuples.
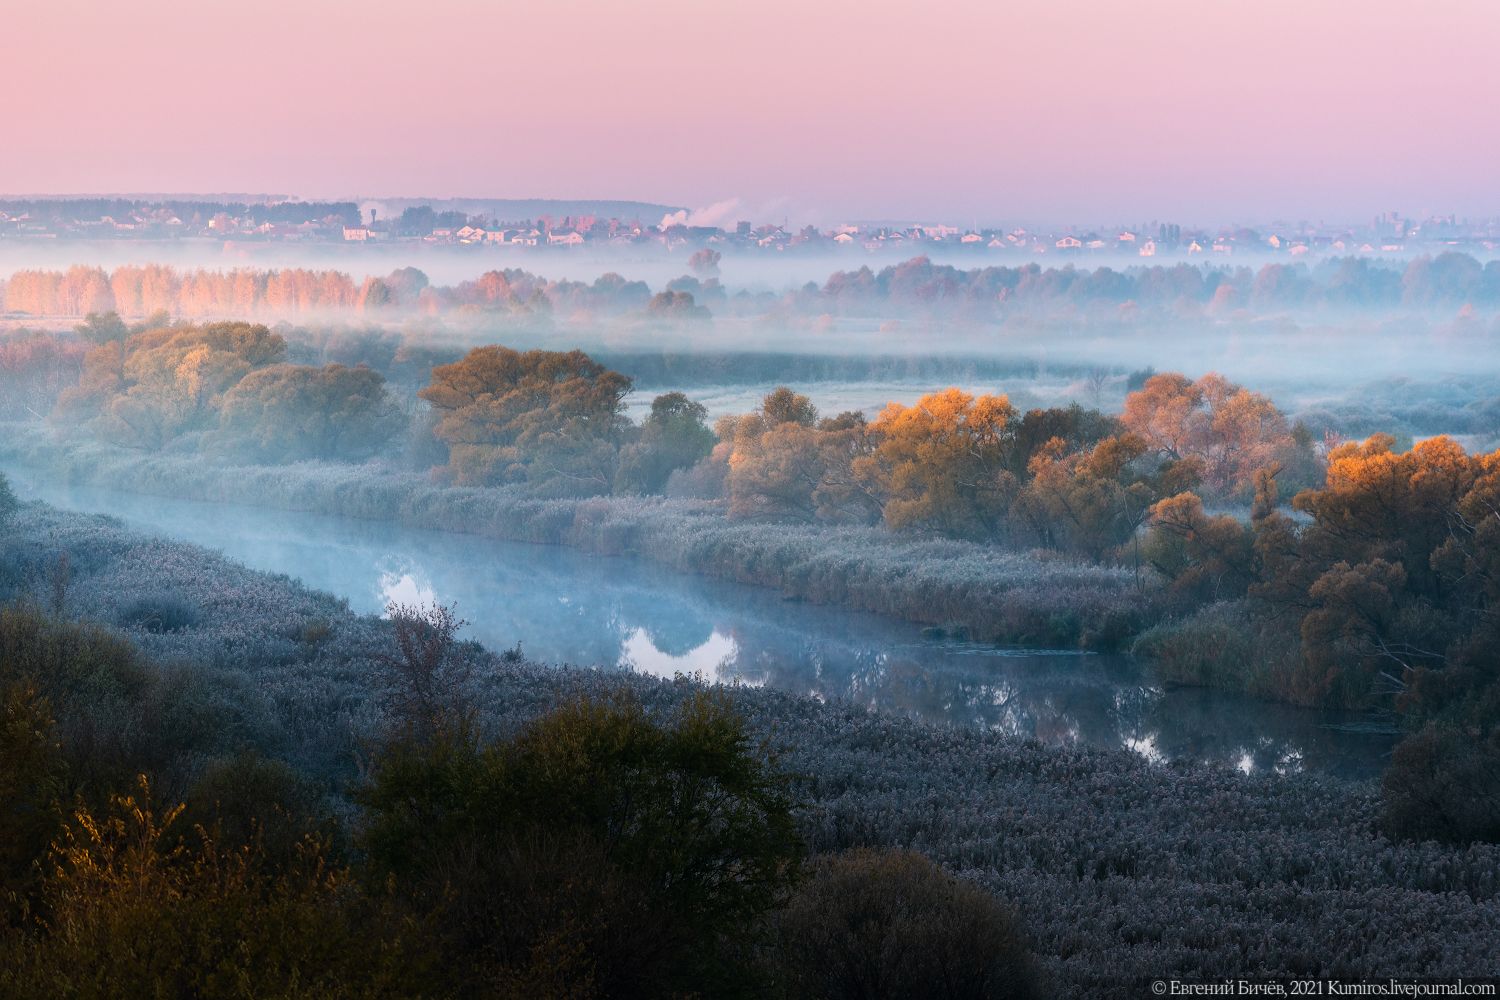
(771, 848), (1042, 1000)
(1380, 724), (1500, 845)
(0, 779), (418, 1000)
(359, 691), (803, 998)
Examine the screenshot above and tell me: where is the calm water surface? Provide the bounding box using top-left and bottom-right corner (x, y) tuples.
(5, 464), (1399, 780)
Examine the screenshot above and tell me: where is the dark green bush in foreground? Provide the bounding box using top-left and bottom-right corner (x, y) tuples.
(0, 680), (65, 927)
(772, 848), (1042, 1000)
(359, 690), (803, 998)
(1381, 724), (1500, 846)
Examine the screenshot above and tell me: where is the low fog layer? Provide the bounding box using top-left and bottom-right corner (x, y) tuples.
(2, 464), (1394, 779)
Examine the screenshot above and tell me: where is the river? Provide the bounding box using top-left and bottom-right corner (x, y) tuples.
(3, 463), (1399, 780)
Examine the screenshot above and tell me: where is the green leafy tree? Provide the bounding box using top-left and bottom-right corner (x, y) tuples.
(718, 389), (879, 523)
(72, 312), (128, 346)
(359, 691), (802, 998)
(420, 346), (632, 493)
(0, 681), (65, 926)
(1381, 724), (1500, 845)
(615, 392), (716, 494)
(212, 363), (407, 462)
(646, 290), (710, 320)
(759, 386), (818, 427)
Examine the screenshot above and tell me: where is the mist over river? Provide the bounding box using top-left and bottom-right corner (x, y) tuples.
(4, 463), (1399, 780)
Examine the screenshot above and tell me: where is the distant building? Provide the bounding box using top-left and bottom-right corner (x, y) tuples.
(1055, 235), (1083, 249)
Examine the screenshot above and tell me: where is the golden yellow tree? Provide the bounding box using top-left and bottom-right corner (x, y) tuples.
(854, 388), (1017, 538)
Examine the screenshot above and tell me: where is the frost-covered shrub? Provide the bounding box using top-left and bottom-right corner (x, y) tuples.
(771, 848), (1041, 1000)
(117, 590), (202, 634)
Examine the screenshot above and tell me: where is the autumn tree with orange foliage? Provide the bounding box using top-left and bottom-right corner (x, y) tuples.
(1014, 432), (1200, 559)
(849, 389), (1016, 538)
(719, 388), (1132, 544)
(1142, 433), (1500, 712)
(1269, 435), (1499, 712)
(1122, 372), (1318, 499)
(54, 321), (287, 451)
(1141, 491), (1258, 602)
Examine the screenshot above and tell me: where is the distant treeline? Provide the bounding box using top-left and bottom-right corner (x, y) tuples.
(7, 252), (1500, 321)
(591, 350), (1098, 388)
(2, 265), (366, 318)
(0, 264), (665, 320)
(0, 198), (360, 226)
(810, 252), (1500, 315)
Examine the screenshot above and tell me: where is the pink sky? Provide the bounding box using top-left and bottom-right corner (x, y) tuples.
(4, 0), (1497, 223)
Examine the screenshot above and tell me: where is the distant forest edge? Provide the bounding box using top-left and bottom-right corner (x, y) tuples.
(6, 252), (1500, 322)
